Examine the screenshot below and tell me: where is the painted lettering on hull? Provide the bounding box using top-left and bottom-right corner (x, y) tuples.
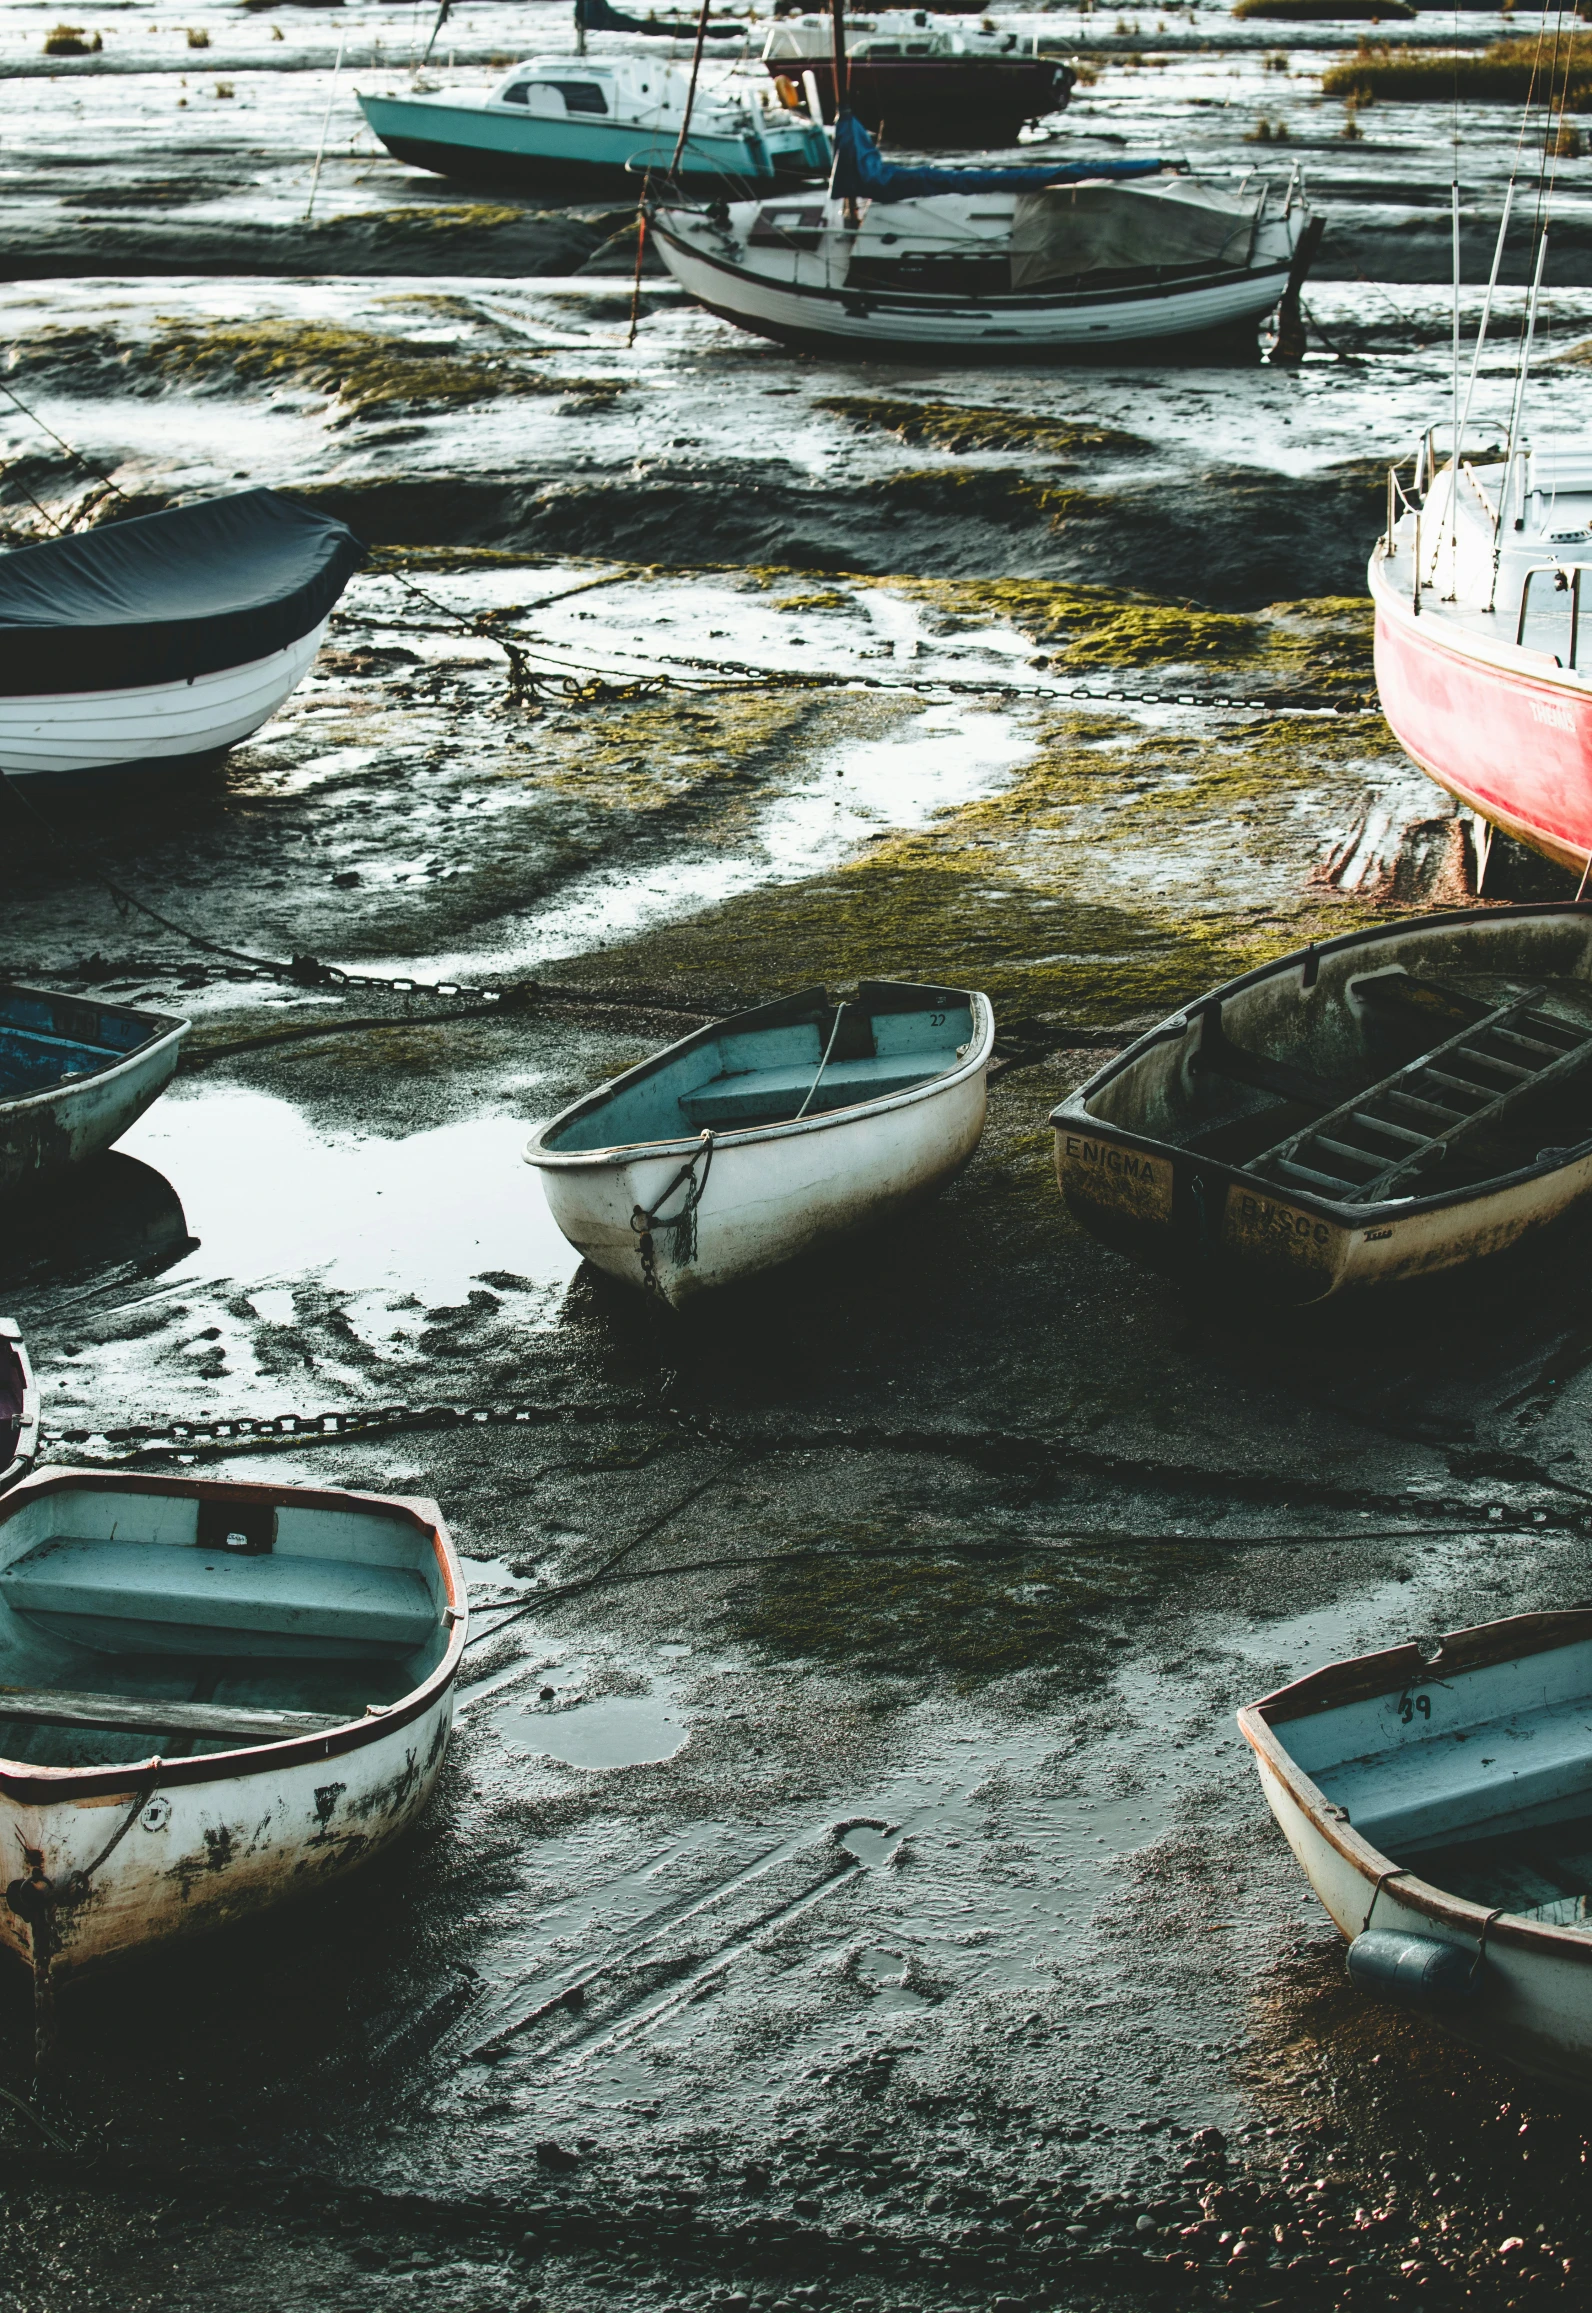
(1056, 1131), (1171, 1223)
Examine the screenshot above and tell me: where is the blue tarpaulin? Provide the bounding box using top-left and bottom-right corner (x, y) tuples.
(828, 111), (1169, 204)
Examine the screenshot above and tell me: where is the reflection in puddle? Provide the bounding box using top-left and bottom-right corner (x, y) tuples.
(500, 1691), (687, 1770)
(1, 1153), (195, 1294)
(118, 1085), (580, 1313)
(395, 702), (1033, 987)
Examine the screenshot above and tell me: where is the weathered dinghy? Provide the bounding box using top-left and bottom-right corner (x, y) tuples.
(0, 1324), (39, 1498)
(0, 1470), (464, 1979)
(525, 980), (993, 1304)
(1, 984), (187, 1194)
(1241, 1612), (1592, 2095)
(1052, 904), (1592, 1301)
(0, 490), (364, 778)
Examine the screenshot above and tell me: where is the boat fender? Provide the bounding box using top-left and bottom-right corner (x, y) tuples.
(1346, 1928), (1480, 2008)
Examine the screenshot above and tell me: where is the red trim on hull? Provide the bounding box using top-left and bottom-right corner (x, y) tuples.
(1374, 598), (1592, 874)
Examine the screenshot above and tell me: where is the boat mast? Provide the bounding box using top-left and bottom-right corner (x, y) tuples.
(831, 0), (858, 224)
(1445, 178), (1459, 597)
(1489, 224), (1549, 611)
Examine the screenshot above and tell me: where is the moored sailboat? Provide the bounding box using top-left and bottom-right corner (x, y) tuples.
(648, 105), (1320, 357)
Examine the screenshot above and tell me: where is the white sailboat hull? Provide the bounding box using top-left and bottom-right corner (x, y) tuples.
(0, 621), (328, 778)
(651, 215), (1296, 352)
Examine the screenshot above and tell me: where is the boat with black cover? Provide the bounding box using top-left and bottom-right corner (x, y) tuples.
(0, 489), (364, 779)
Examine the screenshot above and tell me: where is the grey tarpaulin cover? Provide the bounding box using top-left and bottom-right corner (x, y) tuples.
(1010, 176), (1260, 289)
(0, 489), (366, 699)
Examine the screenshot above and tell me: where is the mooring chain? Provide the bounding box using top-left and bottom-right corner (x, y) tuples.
(40, 1397), (654, 1464)
(630, 1130), (715, 1301)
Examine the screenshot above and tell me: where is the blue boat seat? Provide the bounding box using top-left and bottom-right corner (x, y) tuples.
(1316, 1697), (1592, 1854)
(0, 1538), (434, 1654)
(680, 1055), (938, 1127)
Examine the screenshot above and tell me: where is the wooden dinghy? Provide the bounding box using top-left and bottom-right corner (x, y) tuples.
(0, 1469), (464, 1979)
(0, 490), (364, 779)
(525, 980), (993, 1305)
(1241, 1612), (1592, 2096)
(1, 985), (187, 1195)
(1051, 904), (1592, 1302)
(0, 1324), (39, 1498)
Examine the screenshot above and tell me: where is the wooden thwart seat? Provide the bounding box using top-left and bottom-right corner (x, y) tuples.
(0, 1538), (434, 1652)
(680, 1055), (937, 1127)
(0, 1684), (346, 1743)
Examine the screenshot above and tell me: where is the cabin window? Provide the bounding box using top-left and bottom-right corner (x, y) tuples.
(500, 80), (531, 103)
(539, 79), (609, 113)
(867, 41), (901, 53)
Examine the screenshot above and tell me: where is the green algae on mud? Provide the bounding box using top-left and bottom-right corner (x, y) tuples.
(817, 397), (1151, 461)
(149, 318), (596, 423)
(536, 687), (829, 815)
(731, 1528), (1213, 1687)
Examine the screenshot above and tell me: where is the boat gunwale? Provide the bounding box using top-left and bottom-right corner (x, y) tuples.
(1048, 901), (1592, 1226)
(0, 1468), (465, 1805)
(0, 1323), (39, 1501)
(524, 984), (994, 1173)
(1370, 539), (1592, 699)
(648, 212), (1295, 318)
(1238, 1608), (1592, 1964)
(0, 983), (187, 1121)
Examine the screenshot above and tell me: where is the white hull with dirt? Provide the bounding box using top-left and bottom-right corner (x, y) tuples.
(525, 981), (993, 1305)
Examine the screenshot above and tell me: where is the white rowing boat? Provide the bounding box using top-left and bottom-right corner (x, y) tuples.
(1241, 1611), (1592, 2095)
(524, 979), (994, 1305)
(0, 1469), (464, 1980)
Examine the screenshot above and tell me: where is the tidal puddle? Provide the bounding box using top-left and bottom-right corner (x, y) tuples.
(117, 1084), (579, 1313)
(388, 701), (1034, 986)
(500, 1691), (688, 1770)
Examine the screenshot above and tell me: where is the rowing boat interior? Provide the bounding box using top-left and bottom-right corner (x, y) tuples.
(1079, 914), (1592, 1203)
(1278, 1636), (1592, 1935)
(542, 981), (977, 1152)
(0, 1484), (450, 1769)
(1, 987), (168, 1104)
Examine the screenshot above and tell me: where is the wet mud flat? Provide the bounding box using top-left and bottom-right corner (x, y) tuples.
(11, 8), (1592, 2309)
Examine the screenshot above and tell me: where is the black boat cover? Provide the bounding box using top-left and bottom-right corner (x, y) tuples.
(575, 0), (743, 37)
(0, 489), (366, 699)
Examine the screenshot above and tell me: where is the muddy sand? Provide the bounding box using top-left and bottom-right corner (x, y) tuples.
(6, 4), (1592, 2307)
